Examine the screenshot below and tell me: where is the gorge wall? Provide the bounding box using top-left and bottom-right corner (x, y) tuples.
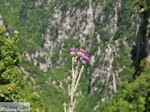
(0, 0), (149, 111)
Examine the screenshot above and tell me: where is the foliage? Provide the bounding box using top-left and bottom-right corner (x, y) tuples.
(0, 0), (149, 112)
(0, 31), (21, 101)
(133, 0), (150, 11)
(21, 60), (67, 112)
(98, 63), (150, 112)
(0, 30), (45, 111)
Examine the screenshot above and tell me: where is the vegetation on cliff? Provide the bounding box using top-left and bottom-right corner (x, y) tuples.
(0, 0), (149, 112)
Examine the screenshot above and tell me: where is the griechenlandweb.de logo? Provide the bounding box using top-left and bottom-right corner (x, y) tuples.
(0, 102), (30, 111)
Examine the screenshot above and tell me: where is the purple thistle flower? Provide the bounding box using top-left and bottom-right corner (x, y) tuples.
(69, 48), (75, 52)
(69, 48), (76, 56)
(81, 56), (90, 64)
(77, 48), (86, 57)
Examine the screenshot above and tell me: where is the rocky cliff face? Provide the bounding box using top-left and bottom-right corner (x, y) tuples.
(0, 15), (5, 31)
(23, 0), (135, 91)
(1, 0), (149, 111)
(133, 10), (150, 75)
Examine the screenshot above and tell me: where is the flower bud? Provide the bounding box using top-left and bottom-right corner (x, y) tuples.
(81, 56), (90, 64)
(77, 48), (86, 57)
(69, 48), (76, 56)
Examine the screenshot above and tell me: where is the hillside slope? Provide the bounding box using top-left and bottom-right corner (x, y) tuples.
(0, 0), (149, 111)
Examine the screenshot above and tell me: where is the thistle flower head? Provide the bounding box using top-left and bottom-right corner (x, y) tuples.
(81, 56), (90, 64)
(77, 48), (86, 57)
(69, 48), (76, 56)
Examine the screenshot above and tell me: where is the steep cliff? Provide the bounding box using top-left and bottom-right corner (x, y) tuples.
(0, 0), (149, 111)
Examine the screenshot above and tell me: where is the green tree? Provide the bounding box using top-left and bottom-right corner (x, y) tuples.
(98, 58), (150, 112)
(98, 68), (150, 112)
(133, 0), (150, 11)
(0, 29), (22, 101)
(0, 28), (45, 111)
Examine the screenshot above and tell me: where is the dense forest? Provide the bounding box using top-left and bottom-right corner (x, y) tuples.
(0, 0), (150, 112)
